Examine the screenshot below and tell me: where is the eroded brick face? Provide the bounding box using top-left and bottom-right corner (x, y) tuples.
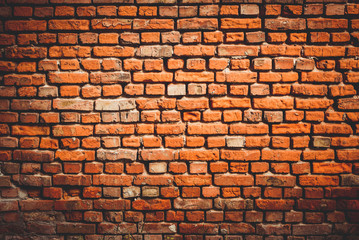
(0, 0), (359, 239)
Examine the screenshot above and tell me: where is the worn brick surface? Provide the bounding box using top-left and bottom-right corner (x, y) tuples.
(0, 0), (359, 239)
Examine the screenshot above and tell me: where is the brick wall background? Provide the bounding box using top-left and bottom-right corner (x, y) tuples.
(0, 0), (359, 239)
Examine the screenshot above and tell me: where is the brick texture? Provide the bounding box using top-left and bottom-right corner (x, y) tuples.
(0, 0), (359, 239)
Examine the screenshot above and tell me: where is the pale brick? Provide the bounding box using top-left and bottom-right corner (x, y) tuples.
(38, 86), (58, 98)
(243, 109), (262, 122)
(188, 83), (207, 95)
(103, 187), (121, 198)
(149, 162), (167, 173)
(95, 99), (136, 111)
(342, 175), (359, 186)
(136, 45), (173, 58)
(142, 186), (159, 198)
(251, 84), (270, 96)
(226, 137), (245, 148)
(264, 111), (283, 123)
(168, 84), (186, 96)
(123, 186), (141, 198)
(240, 4), (259, 15)
(97, 149), (137, 161)
(121, 111), (139, 123)
(0, 137), (18, 148)
(53, 99), (93, 111)
(313, 137), (331, 148)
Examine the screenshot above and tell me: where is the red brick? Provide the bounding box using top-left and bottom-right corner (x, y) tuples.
(211, 98), (251, 109)
(261, 45), (301, 56)
(256, 200), (294, 210)
(262, 150), (301, 162)
(188, 123), (227, 135)
(133, 19), (174, 30)
(221, 18), (261, 29)
(218, 45), (258, 57)
(93, 175), (133, 186)
(299, 176), (339, 186)
(180, 150), (219, 161)
(253, 97), (294, 109)
(133, 199), (171, 211)
(272, 123), (311, 134)
(6, 20), (46, 32)
(313, 162), (352, 174)
(217, 71), (256, 83)
(0, 1), (357, 235)
(214, 175), (253, 186)
(174, 46), (215, 57)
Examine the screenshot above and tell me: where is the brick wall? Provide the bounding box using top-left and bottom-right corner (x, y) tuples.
(0, 0), (359, 239)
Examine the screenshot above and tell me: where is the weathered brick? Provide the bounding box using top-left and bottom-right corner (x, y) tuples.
(253, 97), (294, 109)
(97, 149), (137, 161)
(90, 72), (131, 84)
(174, 199), (212, 210)
(140, 149), (177, 161)
(303, 46), (345, 57)
(5, 47), (47, 59)
(48, 72), (88, 84)
(49, 20), (89, 30)
(299, 175), (339, 186)
(53, 99), (93, 111)
(188, 123), (227, 135)
(133, 72), (173, 82)
(53, 125), (93, 137)
(217, 71), (256, 83)
(12, 126), (50, 136)
(265, 18), (306, 30)
(307, 18), (347, 29)
(292, 224), (332, 236)
(256, 199), (294, 210)
(175, 71), (214, 82)
(93, 46), (135, 57)
(178, 18), (218, 30)
(57, 223), (95, 234)
(221, 18), (261, 29)
(5, 20), (47, 32)
(95, 99), (135, 111)
(218, 45), (258, 56)
(180, 149), (219, 161)
(174, 45), (216, 57)
(256, 175), (296, 187)
(175, 176), (211, 186)
(211, 98), (251, 109)
(137, 45), (172, 58)
(132, 199), (171, 210)
(226, 137), (245, 148)
(167, 84), (186, 96)
(133, 19), (174, 30)
(91, 19), (132, 30)
(214, 175), (254, 186)
(93, 175), (133, 186)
